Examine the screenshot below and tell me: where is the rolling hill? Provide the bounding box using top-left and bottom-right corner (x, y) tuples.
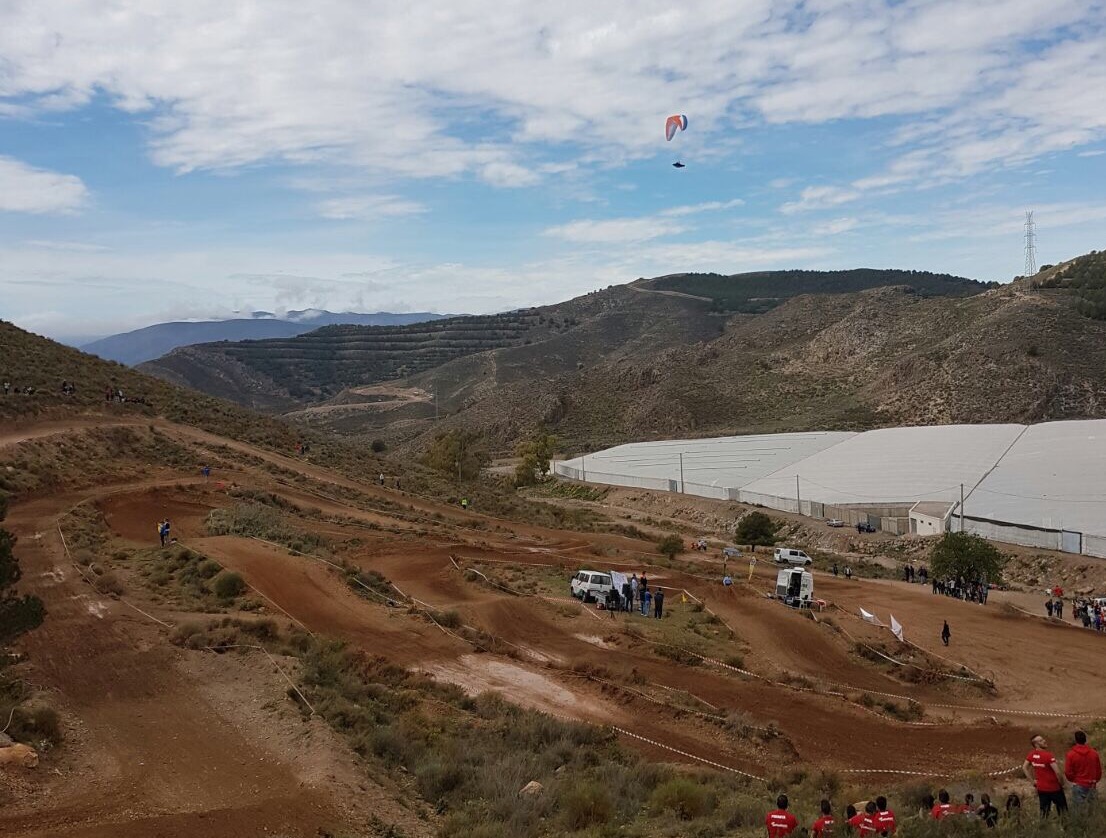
(81, 310), (447, 365)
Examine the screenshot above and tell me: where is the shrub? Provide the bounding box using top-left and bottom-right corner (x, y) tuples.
(649, 777), (713, 820)
(197, 559), (222, 579)
(657, 534), (684, 559)
(9, 702), (63, 746)
(558, 781), (613, 830)
(211, 570), (246, 600)
(371, 439), (386, 453)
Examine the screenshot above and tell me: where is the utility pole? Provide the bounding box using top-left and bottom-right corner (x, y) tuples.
(434, 388), (438, 421)
(960, 483), (965, 532)
(795, 475), (801, 513)
(679, 452), (685, 493)
(581, 456), (586, 482)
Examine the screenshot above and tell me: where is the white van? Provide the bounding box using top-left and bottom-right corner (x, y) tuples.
(776, 567), (814, 607)
(774, 547), (813, 566)
(570, 570), (614, 602)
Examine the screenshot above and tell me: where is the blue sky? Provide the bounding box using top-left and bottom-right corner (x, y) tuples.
(2, 1), (1105, 342)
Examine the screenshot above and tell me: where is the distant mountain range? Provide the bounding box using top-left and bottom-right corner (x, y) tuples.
(80, 310), (448, 365)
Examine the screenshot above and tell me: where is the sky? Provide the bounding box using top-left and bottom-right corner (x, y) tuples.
(1, 1), (1106, 343)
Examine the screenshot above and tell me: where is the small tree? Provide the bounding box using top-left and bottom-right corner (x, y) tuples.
(735, 512), (780, 547)
(422, 429), (489, 481)
(929, 531), (1006, 582)
(370, 439), (386, 453)
(514, 429), (558, 487)
(0, 502), (46, 647)
(657, 534), (684, 560)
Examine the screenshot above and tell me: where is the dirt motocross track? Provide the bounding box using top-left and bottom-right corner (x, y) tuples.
(3, 417), (1104, 835)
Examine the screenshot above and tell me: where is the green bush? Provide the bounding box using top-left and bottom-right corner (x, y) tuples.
(558, 781), (614, 830)
(649, 777), (714, 819)
(370, 439), (387, 453)
(657, 533), (684, 559)
(211, 570), (245, 600)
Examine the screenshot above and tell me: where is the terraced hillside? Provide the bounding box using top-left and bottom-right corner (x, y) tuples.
(141, 283), (725, 412)
(398, 256), (1106, 454)
(642, 268), (993, 313)
(141, 269), (993, 418)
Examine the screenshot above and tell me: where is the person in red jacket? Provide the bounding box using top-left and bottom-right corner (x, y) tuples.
(1024, 734), (1068, 816)
(873, 796), (896, 835)
(930, 789), (955, 819)
(812, 798), (836, 837)
(765, 794), (799, 837)
(1065, 730), (1102, 807)
(858, 801), (879, 835)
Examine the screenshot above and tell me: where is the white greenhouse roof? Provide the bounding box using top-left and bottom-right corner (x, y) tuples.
(741, 424), (1026, 506)
(969, 420), (1106, 535)
(558, 420), (1106, 540)
(560, 432), (854, 493)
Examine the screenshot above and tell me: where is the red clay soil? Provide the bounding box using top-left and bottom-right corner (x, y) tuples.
(0, 490), (350, 838)
(5, 417), (1102, 835)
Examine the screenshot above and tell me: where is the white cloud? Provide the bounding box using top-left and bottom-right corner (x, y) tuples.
(1, 1), (1102, 193)
(811, 217), (860, 235)
(480, 162), (541, 188)
(780, 185), (860, 214)
(543, 217), (687, 243)
(0, 156), (87, 214)
(314, 195), (426, 220)
(23, 239), (110, 252)
(1077, 150), (1105, 158)
(661, 199), (745, 217)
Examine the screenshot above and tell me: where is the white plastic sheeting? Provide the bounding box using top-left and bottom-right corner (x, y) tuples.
(554, 432), (853, 495)
(740, 424), (1026, 507)
(555, 419), (1106, 555)
(966, 420), (1106, 537)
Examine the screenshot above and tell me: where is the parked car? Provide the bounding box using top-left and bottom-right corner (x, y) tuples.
(773, 547), (813, 566)
(857, 522), (877, 533)
(570, 570), (614, 602)
(826, 519), (845, 527)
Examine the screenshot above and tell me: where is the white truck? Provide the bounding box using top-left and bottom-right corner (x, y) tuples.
(776, 567), (814, 608)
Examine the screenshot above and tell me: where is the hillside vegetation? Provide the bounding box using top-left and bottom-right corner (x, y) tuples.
(1039, 250), (1106, 319)
(641, 268), (991, 313)
(127, 253), (1106, 457)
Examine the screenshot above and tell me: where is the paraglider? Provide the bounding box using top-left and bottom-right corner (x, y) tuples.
(665, 114), (688, 168)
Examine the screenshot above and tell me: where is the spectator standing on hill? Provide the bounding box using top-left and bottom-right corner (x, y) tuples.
(1056, 599), (1064, 620)
(874, 796), (896, 835)
(1046, 599), (1054, 618)
(1065, 730), (1102, 806)
(811, 799), (835, 837)
(622, 578), (632, 612)
(941, 620), (951, 647)
(931, 790), (955, 819)
(765, 794), (799, 837)
(157, 519), (167, 547)
(641, 588), (651, 617)
(2, 381), (9, 395)
(1024, 734), (1067, 816)
(653, 587), (665, 619)
(201, 465), (211, 480)
(977, 793), (998, 828)
(832, 563), (839, 577)
(844, 566), (852, 580)
(630, 574), (639, 607)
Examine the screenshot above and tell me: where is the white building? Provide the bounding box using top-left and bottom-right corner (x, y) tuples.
(909, 501), (953, 536)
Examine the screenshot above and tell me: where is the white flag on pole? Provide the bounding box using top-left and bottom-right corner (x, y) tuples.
(859, 607), (884, 626)
(890, 614), (904, 642)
